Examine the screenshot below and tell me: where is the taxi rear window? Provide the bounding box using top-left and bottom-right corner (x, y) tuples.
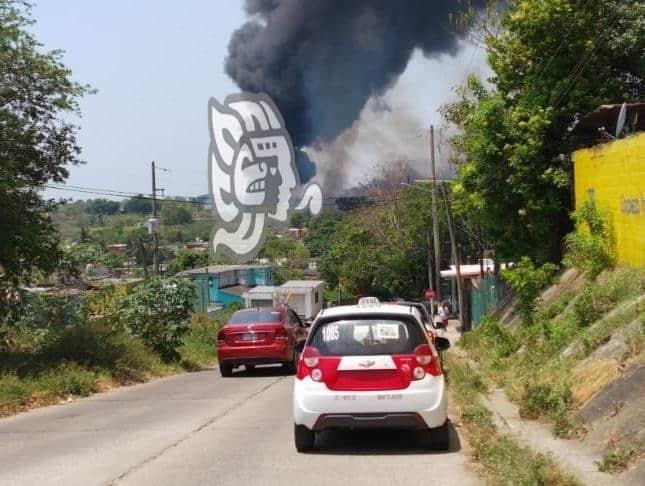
(308, 317), (425, 356)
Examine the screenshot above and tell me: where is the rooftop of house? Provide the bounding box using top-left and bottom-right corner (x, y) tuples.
(182, 264), (271, 275)
(244, 286), (277, 295)
(280, 280), (324, 288)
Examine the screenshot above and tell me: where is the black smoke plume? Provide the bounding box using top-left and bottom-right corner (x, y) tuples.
(226, 0), (481, 181)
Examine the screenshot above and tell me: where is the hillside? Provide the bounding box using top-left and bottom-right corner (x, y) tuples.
(456, 266), (644, 483)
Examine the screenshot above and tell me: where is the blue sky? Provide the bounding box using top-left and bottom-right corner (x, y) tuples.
(34, 1), (489, 200)
(34, 0), (245, 200)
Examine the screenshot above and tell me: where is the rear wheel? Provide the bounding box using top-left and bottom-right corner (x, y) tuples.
(418, 421), (450, 451)
(294, 424), (315, 452)
(219, 363), (233, 377)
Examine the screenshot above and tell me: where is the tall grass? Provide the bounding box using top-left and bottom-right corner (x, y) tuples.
(445, 354), (580, 486)
(460, 267), (645, 436)
(0, 310), (227, 417)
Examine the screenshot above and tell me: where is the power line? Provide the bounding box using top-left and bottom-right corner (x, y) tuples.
(44, 183), (409, 209)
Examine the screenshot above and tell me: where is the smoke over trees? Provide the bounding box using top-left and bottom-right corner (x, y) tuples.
(226, 0), (482, 181)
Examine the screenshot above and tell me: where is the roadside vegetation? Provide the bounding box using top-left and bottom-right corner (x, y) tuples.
(445, 353), (580, 485)
(455, 198), (643, 472)
(458, 190), (644, 439)
(0, 279), (237, 418)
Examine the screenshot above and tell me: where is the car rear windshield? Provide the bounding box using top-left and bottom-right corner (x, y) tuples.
(228, 310), (282, 324)
(308, 317), (425, 356)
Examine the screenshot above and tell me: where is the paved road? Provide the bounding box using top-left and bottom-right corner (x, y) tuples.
(0, 365), (481, 486)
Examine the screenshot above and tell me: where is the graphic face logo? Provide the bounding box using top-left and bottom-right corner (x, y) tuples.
(208, 93), (322, 262)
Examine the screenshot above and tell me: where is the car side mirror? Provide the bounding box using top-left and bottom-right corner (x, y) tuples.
(435, 337), (451, 351)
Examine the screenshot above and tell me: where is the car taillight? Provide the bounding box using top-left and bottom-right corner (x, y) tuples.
(217, 330), (226, 344)
(302, 346), (320, 368)
(275, 327), (288, 340)
(413, 344), (442, 378)
(413, 366), (426, 379)
(297, 346), (321, 380)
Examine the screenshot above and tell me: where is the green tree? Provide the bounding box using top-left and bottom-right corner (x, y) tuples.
(123, 196), (153, 215)
(318, 187), (445, 300)
(303, 211), (343, 257)
(501, 257), (558, 325)
(443, 0), (643, 263)
(160, 203), (192, 225)
(167, 250), (210, 275)
(289, 211), (309, 228)
(0, 1), (91, 298)
(85, 199), (120, 216)
(125, 227), (152, 274)
(259, 232), (310, 284)
(563, 194), (615, 278)
(117, 276), (196, 360)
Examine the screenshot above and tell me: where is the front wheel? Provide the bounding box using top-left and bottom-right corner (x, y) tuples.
(284, 348), (298, 374)
(294, 424), (315, 452)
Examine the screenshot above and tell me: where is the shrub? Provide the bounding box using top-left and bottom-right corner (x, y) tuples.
(0, 374), (29, 403)
(41, 321), (159, 382)
(179, 313), (219, 369)
(519, 382), (571, 420)
(117, 276), (196, 360)
(597, 445), (639, 473)
(572, 285), (603, 328)
(564, 195), (614, 279)
(38, 363), (99, 396)
(479, 317), (518, 358)
(502, 257), (558, 325)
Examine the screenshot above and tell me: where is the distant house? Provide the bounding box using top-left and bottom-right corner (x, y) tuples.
(183, 241), (209, 252)
(243, 280), (325, 321)
(287, 228), (304, 239)
(183, 264), (273, 312)
(106, 244), (127, 254)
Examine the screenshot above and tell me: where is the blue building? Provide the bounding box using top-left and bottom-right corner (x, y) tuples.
(183, 264), (273, 312)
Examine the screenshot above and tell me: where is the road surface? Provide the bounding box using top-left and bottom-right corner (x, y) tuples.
(0, 366), (481, 486)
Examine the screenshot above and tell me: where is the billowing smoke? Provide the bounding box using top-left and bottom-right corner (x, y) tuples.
(226, 0), (481, 185)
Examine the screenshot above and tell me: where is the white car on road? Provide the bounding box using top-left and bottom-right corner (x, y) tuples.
(293, 298), (451, 452)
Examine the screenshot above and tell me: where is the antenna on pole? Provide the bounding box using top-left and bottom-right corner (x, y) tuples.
(615, 102), (627, 138)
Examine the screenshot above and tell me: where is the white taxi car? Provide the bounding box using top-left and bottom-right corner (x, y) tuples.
(293, 298), (451, 452)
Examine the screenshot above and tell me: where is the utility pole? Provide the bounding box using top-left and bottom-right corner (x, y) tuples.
(440, 183), (465, 329)
(429, 125), (442, 303)
(151, 161), (159, 275)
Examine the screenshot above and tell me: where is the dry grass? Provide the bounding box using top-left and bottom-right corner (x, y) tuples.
(445, 353), (581, 486)
(570, 358), (620, 407)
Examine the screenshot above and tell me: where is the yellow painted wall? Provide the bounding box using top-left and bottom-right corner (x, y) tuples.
(573, 132), (645, 267)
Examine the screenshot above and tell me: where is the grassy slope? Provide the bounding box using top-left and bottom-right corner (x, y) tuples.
(458, 266), (644, 471)
(445, 353), (580, 485)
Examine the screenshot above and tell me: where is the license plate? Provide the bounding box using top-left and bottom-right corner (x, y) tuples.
(242, 333), (256, 341)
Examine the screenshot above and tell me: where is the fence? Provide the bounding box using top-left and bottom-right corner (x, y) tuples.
(470, 274), (505, 328)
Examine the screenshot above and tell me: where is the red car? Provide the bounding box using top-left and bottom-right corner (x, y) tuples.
(217, 306), (309, 377)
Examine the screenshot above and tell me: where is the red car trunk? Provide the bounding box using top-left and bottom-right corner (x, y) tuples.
(220, 323), (285, 346)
